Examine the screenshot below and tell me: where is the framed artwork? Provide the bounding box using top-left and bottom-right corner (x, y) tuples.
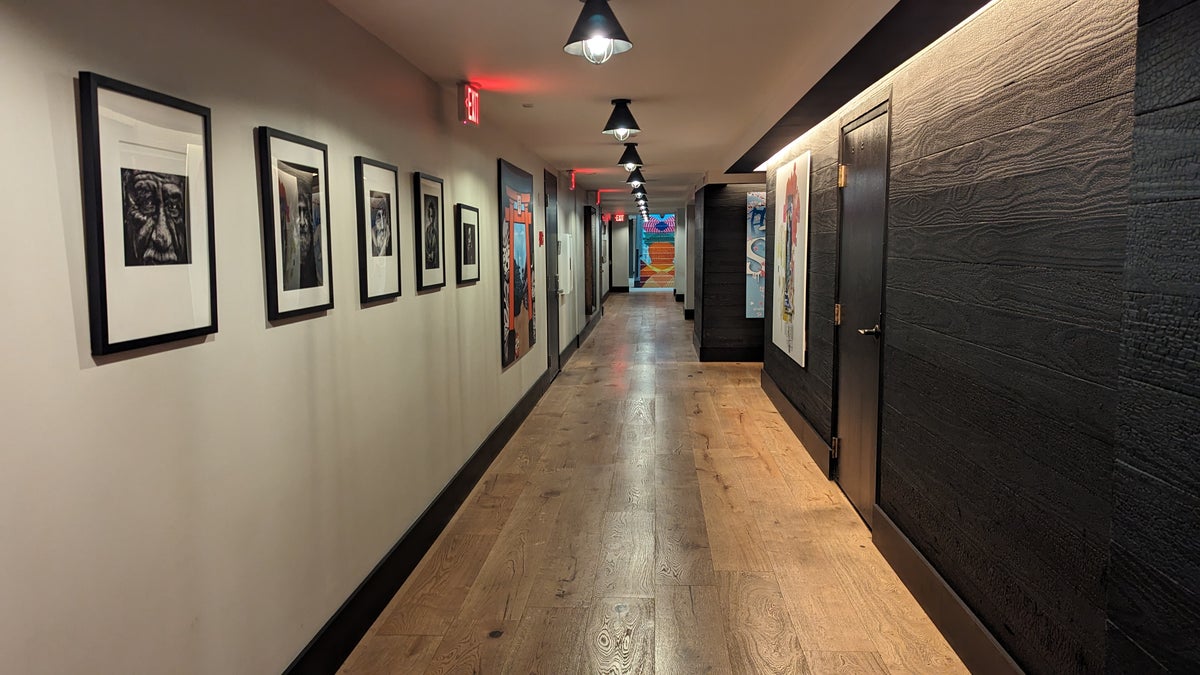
(78, 71), (217, 356)
(772, 151), (811, 367)
(498, 159), (536, 368)
(355, 157), (401, 302)
(746, 191), (767, 318)
(413, 172), (446, 291)
(257, 127), (333, 320)
(455, 203), (481, 284)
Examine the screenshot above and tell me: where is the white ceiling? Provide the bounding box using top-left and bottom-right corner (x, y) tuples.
(328, 0), (899, 214)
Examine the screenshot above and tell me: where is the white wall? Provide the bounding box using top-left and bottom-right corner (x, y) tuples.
(0, 1), (572, 673)
(684, 203), (697, 311)
(611, 221), (631, 289)
(674, 208), (688, 300)
(555, 179), (586, 351)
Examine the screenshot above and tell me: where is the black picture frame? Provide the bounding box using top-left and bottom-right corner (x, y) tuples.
(257, 126), (334, 320)
(455, 203), (481, 284)
(78, 71), (218, 356)
(355, 157), (402, 303)
(412, 172), (447, 291)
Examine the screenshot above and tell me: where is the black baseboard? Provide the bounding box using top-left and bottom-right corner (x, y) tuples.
(675, 293), (684, 302)
(760, 369), (833, 478)
(873, 506), (1023, 675)
(611, 286), (630, 293)
(698, 346), (764, 362)
(560, 340), (579, 370)
(283, 367), (558, 675)
(684, 308), (695, 320)
(578, 310), (602, 348)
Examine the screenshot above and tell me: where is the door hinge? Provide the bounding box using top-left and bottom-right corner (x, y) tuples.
(834, 303), (842, 326)
(838, 164), (847, 188)
(831, 437), (841, 459)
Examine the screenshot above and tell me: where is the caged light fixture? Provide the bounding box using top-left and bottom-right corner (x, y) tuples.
(603, 99), (641, 142)
(563, 0), (633, 65)
(625, 167), (646, 188)
(617, 143), (643, 171)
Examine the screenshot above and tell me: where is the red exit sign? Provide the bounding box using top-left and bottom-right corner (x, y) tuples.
(614, 214), (625, 222)
(458, 82), (480, 126)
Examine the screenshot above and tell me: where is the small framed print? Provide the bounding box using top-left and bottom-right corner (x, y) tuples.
(257, 127), (333, 320)
(78, 71), (218, 356)
(413, 172), (446, 291)
(455, 203), (481, 284)
(355, 157), (402, 303)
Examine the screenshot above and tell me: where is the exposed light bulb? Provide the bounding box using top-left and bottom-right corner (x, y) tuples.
(583, 37), (615, 65)
(623, 162), (638, 172)
(613, 128), (631, 142)
(630, 180), (642, 187)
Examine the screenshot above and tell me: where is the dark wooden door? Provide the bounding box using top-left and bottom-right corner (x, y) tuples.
(835, 107), (889, 528)
(584, 206), (596, 315)
(544, 171), (560, 374)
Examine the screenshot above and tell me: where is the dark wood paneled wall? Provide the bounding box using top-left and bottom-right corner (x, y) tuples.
(1106, 1), (1200, 671)
(764, 123), (840, 442)
(693, 184), (766, 361)
(763, 0), (1138, 671)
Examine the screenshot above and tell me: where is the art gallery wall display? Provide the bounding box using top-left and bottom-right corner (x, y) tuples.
(746, 191), (767, 318)
(455, 203), (481, 284)
(355, 157), (402, 303)
(498, 159), (537, 368)
(772, 151), (811, 367)
(413, 172), (447, 291)
(78, 71), (218, 355)
(257, 127), (333, 320)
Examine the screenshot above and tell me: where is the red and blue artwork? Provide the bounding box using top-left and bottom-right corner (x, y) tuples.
(746, 191), (767, 318)
(636, 214), (676, 288)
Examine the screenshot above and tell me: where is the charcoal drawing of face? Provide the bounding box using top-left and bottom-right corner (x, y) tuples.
(121, 169), (189, 266)
(464, 223), (476, 266)
(278, 160), (321, 290)
(370, 191), (392, 257)
(424, 194), (440, 270)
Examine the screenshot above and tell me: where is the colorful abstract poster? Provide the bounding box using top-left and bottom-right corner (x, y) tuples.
(772, 151), (811, 367)
(499, 159), (536, 368)
(636, 214), (676, 288)
(746, 192), (767, 318)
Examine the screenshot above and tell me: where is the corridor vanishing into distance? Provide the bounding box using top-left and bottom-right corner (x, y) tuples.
(341, 293), (966, 674)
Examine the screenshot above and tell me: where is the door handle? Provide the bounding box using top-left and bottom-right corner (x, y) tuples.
(858, 324), (881, 337)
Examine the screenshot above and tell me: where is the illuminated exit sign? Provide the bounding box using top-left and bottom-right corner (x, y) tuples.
(458, 82), (480, 126)
(614, 214), (625, 222)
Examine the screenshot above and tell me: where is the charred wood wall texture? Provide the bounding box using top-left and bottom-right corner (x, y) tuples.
(1106, 0), (1200, 671)
(764, 0), (1137, 671)
(764, 123), (840, 442)
(694, 184), (766, 361)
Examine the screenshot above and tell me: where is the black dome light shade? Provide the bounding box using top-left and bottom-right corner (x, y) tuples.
(617, 143), (643, 171)
(603, 99), (641, 141)
(625, 168), (646, 187)
(564, 0), (633, 65)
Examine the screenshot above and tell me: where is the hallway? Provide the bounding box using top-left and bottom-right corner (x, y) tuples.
(340, 293), (966, 674)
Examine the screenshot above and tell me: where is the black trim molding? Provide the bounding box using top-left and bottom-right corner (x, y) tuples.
(675, 293), (684, 302)
(760, 369), (833, 477)
(698, 346), (764, 363)
(283, 367), (558, 674)
(684, 308), (695, 320)
(559, 340), (579, 371)
(873, 506), (1023, 675)
(610, 286), (630, 293)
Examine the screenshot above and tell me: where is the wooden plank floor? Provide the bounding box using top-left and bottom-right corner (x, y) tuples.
(341, 292), (967, 674)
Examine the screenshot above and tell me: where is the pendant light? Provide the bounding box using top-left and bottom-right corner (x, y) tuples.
(603, 99), (641, 142)
(625, 168), (646, 187)
(564, 0), (633, 65)
(631, 185), (647, 199)
(617, 143), (643, 171)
